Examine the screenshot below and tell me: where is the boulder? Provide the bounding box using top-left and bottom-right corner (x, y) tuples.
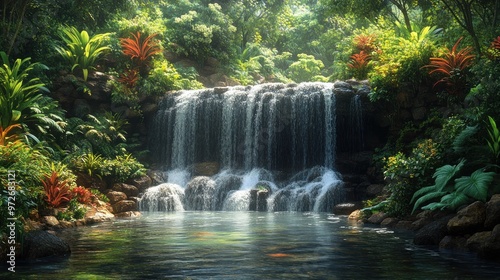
(439, 235), (468, 251)
(466, 231), (492, 252)
(112, 200), (137, 213)
(114, 211), (142, 218)
(42, 216), (60, 227)
(380, 217), (399, 227)
(21, 230), (71, 260)
(367, 212), (388, 224)
(414, 215), (453, 245)
(447, 201), (486, 234)
(106, 191), (127, 204)
(193, 162), (220, 176)
(112, 183), (139, 198)
(477, 224), (500, 260)
(127, 175), (152, 193)
(484, 194), (500, 229)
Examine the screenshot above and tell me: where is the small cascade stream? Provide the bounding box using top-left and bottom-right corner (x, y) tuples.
(142, 82), (365, 212)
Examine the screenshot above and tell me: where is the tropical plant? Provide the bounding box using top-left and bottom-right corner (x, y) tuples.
(347, 51), (371, 79)
(0, 124), (22, 145)
(72, 186), (93, 205)
(424, 37), (475, 96)
(118, 69), (140, 88)
(42, 171), (73, 208)
(72, 152), (104, 178)
(55, 25), (111, 81)
(486, 36), (500, 60)
(286, 53), (326, 82)
(486, 116), (500, 162)
(353, 33), (376, 53)
(0, 51), (48, 128)
(411, 160), (496, 213)
(120, 32), (162, 68)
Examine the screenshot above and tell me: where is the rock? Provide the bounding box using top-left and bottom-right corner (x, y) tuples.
(185, 176), (216, 210)
(467, 231), (492, 252)
(393, 220), (414, 231)
(85, 207), (115, 224)
(193, 162), (220, 176)
(447, 201), (486, 234)
(148, 170), (167, 185)
(42, 216), (60, 227)
(106, 191), (127, 204)
(439, 235), (468, 251)
(114, 211), (142, 218)
(249, 189), (269, 211)
(112, 200), (137, 213)
(381, 217), (399, 227)
(112, 183), (139, 197)
(333, 202), (362, 215)
(367, 212), (388, 224)
(348, 209), (363, 221)
(477, 224), (500, 260)
(365, 184), (385, 197)
(127, 175), (152, 193)
(414, 215), (453, 245)
(484, 194), (500, 229)
(21, 230), (71, 260)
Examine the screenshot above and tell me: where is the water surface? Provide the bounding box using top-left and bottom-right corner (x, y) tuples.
(5, 212), (500, 279)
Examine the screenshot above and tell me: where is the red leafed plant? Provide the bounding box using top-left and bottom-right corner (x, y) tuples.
(424, 37), (475, 95)
(42, 171), (73, 208)
(486, 36), (500, 60)
(72, 186), (93, 205)
(347, 51), (371, 79)
(120, 32), (162, 64)
(118, 69), (140, 88)
(353, 34), (376, 53)
(492, 36), (500, 50)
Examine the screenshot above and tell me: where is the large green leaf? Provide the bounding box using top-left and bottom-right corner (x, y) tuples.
(412, 190), (448, 213)
(454, 169), (495, 202)
(433, 159), (465, 192)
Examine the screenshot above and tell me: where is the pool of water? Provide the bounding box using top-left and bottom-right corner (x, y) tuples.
(4, 212), (500, 279)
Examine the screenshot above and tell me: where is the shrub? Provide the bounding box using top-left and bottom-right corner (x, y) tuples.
(120, 32), (161, 70)
(42, 171), (73, 208)
(424, 37), (475, 97)
(347, 51), (371, 79)
(72, 186), (93, 205)
(411, 160), (495, 212)
(286, 53), (326, 82)
(55, 25), (111, 81)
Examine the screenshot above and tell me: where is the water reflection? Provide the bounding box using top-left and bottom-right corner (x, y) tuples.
(4, 212), (500, 279)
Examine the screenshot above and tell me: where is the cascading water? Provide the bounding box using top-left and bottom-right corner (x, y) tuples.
(142, 82), (363, 212)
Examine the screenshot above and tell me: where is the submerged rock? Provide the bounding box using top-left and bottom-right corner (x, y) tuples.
(22, 230), (71, 260)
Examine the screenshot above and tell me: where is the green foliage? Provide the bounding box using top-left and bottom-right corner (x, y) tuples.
(72, 153), (104, 178)
(286, 53), (326, 83)
(382, 139), (442, 216)
(56, 198), (87, 221)
(138, 58), (204, 95)
(486, 116), (500, 162)
(166, 3), (236, 63)
(0, 51), (64, 137)
(70, 152), (145, 183)
(411, 160), (496, 212)
(55, 26), (111, 81)
(64, 113), (128, 157)
(367, 21), (440, 101)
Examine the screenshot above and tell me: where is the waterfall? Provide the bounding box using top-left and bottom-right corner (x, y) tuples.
(141, 82), (364, 212)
